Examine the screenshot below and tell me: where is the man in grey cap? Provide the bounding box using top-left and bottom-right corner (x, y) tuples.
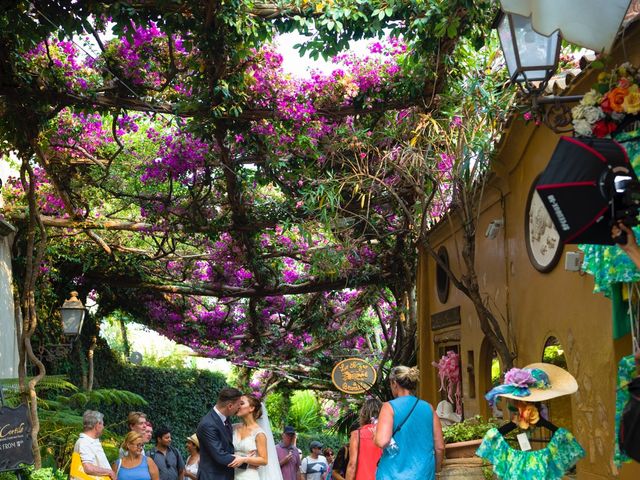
(276, 426), (302, 480)
(300, 441), (327, 480)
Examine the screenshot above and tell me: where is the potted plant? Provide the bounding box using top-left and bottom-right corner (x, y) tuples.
(437, 417), (499, 479)
(443, 416), (498, 458)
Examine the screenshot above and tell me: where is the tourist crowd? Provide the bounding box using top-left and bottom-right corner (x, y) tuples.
(70, 366), (444, 480)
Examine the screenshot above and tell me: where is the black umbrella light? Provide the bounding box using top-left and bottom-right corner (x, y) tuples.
(536, 137), (640, 245)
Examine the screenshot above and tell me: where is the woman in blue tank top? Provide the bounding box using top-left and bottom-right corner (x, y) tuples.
(374, 366), (444, 480)
(113, 432), (159, 480)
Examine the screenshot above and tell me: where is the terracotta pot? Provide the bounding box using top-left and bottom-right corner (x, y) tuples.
(438, 457), (491, 479)
(444, 438), (483, 459)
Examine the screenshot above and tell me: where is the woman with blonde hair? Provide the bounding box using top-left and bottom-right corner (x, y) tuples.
(346, 398), (382, 480)
(113, 432), (159, 480)
(374, 366), (444, 480)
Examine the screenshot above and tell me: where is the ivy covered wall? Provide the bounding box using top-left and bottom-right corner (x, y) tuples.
(91, 346), (228, 447)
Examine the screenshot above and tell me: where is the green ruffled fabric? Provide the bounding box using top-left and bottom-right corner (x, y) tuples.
(614, 355), (637, 467)
(476, 428), (585, 480)
(580, 131), (640, 297)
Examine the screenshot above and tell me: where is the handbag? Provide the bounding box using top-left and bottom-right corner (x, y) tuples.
(69, 452), (110, 480)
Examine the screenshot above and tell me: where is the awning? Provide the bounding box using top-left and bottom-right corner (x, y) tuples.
(500, 0), (632, 53)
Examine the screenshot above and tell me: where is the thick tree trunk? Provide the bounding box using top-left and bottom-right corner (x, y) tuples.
(17, 159), (48, 468)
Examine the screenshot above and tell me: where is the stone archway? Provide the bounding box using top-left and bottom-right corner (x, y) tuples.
(478, 336), (502, 419)
(541, 336), (573, 431)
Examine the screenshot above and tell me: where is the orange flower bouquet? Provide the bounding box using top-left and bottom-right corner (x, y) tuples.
(572, 63), (640, 138)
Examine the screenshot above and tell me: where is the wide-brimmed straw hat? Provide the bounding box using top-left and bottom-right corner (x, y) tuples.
(435, 400), (462, 425)
(486, 362), (578, 404)
(187, 434), (199, 448)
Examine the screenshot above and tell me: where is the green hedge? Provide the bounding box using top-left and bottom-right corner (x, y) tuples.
(91, 348), (227, 453)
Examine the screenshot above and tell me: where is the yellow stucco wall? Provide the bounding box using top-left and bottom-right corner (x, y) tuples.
(418, 22), (640, 480)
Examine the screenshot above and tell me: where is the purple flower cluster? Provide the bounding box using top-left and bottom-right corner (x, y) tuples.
(504, 368), (535, 388)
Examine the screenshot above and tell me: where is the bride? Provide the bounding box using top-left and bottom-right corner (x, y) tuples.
(228, 394), (284, 480)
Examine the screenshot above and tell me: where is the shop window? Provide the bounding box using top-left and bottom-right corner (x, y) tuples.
(436, 246), (450, 303)
(467, 350), (476, 399)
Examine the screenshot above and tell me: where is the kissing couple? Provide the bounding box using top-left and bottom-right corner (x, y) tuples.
(196, 387), (283, 480)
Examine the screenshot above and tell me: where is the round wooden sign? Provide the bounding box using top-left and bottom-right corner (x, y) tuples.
(331, 358), (377, 394)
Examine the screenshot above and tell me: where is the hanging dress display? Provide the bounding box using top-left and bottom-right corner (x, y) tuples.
(476, 427), (585, 480)
(479, 363), (585, 479)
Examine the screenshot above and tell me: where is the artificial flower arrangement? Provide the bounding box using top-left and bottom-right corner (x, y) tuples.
(432, 350), (462, 415)
(572, 62), (640, 138)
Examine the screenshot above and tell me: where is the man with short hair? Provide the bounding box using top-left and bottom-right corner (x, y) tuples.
(196, 387), (244, 480)
(149, 426), (185, 480)
(72, 410), (116, 480)
(143, 421), (154, 445)
(300, 441), (328, 480)
(276, 426), (302, 480)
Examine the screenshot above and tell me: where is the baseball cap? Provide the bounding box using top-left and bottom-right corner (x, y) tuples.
(309, 440), (323, 449)
(283, 426), (296, 435)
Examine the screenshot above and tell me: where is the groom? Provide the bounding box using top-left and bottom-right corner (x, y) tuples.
(197, 387), (243, 480)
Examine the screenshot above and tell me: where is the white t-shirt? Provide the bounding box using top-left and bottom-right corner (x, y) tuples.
(300, 455), (328, 480)
(74, 433), (111, 469)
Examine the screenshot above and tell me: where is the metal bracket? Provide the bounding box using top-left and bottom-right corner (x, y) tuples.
(38, 343), (74, 362)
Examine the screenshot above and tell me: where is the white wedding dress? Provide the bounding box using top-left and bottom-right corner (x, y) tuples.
(233, 424), (263, 480)
(233, 405), (283, 480)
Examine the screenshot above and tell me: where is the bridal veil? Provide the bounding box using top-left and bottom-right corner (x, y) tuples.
(257, 403), (284, 480)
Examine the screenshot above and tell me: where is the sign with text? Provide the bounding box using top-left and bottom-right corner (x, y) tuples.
(331, 358), (377, 394)
(0, 404), (34, 472)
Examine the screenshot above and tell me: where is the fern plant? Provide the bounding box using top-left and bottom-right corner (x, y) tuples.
(288, 391), (324, 433)
(1, 376), (147, 469)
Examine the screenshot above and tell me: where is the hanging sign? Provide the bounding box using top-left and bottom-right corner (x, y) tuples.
(0, 404), (34, 472)
(331, 358), (377, 394)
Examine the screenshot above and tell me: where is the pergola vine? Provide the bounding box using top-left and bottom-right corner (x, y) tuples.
(0, 0), (519, 465)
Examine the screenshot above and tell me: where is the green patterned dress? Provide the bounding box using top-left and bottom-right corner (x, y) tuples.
(614, 355), (637, 467)
(476, 427), (585, 480)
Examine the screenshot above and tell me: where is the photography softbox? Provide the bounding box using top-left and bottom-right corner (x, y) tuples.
(535, 136), (636, 245)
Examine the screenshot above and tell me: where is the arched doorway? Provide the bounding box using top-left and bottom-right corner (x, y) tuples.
(541, 336), (573, 431)
(479, 338), (503, 419)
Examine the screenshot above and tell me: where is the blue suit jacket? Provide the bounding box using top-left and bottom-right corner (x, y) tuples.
(197, 410), (235, 480)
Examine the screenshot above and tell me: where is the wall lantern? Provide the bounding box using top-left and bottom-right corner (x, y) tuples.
(495, 10), (560, 93)
(494, 10), (583, 132)
(60, 291), (86, 337)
